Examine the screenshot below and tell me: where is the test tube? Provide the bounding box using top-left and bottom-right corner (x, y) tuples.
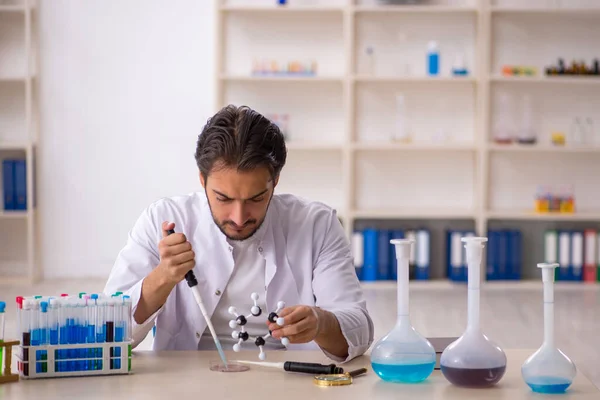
(96, 298), (106, 370)
(0, 301), (5, 371)
(30, 299), (42, 374)
(123, 295), (132, 371)
(48, 298), (60, 373)
(39, 301), (49, 373)
(106, 297), (116, 369)
(114, 296), (125, 370)
(21, 299), (33, 376)
(85, 296), (96, 370)
(58, 298), (69, 372)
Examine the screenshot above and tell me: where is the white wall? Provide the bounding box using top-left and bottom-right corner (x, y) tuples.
(38, 0), (215, 278)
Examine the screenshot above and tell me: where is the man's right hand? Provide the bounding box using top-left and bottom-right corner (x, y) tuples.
(157, 221), (196, 285)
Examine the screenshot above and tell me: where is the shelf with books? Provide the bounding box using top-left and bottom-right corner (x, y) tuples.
(351, 208), (475, 220)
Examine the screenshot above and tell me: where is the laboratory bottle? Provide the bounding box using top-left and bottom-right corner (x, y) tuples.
(521, 263), (576, 394)
(440, 237), (507, 388)
(371, 238), (436, 383)
(427, 41), (439, 76)
(517, 94), (537, 144)
(493, 92), (514, 144)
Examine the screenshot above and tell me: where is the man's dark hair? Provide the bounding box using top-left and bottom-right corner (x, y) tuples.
(195, 104), (287, 180)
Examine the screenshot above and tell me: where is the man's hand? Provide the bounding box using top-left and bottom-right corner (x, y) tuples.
(268, 305), (320, 344)
(156, 221), (196, 285)
(134, 222), (195, 325)
(268, 305), (349, 359)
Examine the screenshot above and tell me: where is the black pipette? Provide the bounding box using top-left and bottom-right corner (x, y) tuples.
(236, 360), (344, 375)
(166, 228), (229, 368)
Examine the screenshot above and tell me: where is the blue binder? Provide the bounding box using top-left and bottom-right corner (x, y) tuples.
(508, 230), (522, 280)
(2, 160), (15, 210)
(497, 230), (508, 280)
(390, 230), (404, 281)
(570, 231), (584, 281)
(377, 230), (392, 280)
(14, 160), (27, 210)
(486, 230), (499, 280)
(557, 230), (571, 281)
(362, 229), (378, 282)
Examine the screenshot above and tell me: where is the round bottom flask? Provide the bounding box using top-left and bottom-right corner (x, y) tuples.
(440, 330), (507, 388)
(521, 263), (576, 394)
(440, 237), (507, 388)
(371, 239), (436, 383)
(371, 316), (436, 383)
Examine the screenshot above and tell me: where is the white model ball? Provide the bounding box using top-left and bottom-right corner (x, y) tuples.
(233, 343), (241, 352)
(277, 301), (285, 309)
(251, 306), (260, 315)
(251, 292), (259, 301)
(229, 320), (237, 329)
(232, 330), (239, 339)
(276, 317), (285, 326)
(259, 352), (266, 361)
(281, 337), (290, 346)
(228, 306), (237, 315)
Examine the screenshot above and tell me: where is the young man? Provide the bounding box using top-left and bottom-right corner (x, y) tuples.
(104, 105), (373, 362)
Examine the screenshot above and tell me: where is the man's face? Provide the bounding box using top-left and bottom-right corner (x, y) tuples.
(200, 164), (277, 241)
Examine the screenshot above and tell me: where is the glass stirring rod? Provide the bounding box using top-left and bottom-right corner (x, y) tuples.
(166, 228), (229, 369)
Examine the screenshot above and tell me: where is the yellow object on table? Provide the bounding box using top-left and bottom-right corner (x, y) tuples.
(0, 340), (19, 384)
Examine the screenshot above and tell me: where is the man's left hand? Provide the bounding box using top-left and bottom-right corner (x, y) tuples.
(267, 305), (322, 344)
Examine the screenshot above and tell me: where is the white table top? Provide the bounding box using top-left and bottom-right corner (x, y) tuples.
(2, 349), (598, 399)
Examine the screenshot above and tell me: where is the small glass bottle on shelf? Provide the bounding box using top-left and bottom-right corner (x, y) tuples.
(493, 92), (514, 144)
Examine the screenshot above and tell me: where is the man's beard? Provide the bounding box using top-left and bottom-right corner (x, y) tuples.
(206, 192), (272, 241)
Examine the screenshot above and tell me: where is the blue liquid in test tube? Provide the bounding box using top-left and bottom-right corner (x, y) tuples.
(114, 296), (125, 370)
(58, 298), (69, 372)
(39, 301), (49, 373)
(96, 298), (106, 371)
(48, 298), (59, 372)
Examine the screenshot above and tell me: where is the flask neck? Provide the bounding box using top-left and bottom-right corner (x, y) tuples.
(543, 296), (554, 348)
(466, 286), (480, 331)
(397, 257), (409, 317)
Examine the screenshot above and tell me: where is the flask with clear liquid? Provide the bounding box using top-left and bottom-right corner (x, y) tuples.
(370, 238), (436, 383)
(521, 263), (576, 394)
(440, 236), (507, 387)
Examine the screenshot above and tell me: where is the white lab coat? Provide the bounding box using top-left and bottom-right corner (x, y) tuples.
(104, 191), (374, 362)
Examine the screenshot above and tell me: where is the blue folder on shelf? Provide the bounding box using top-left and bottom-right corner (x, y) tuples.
(362, 228), (378, 282)
(2, 160), (16, 211)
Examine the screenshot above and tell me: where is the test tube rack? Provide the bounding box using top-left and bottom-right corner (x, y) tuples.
(15, 341), (133, 379)
(0, 340), (20, 384)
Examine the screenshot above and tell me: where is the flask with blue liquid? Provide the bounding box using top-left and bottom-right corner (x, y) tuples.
(370, 238), (436, 383)
(521, 263), (576, 394)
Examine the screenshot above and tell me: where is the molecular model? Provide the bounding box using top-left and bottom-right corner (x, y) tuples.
(228, 293), (290, 360)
